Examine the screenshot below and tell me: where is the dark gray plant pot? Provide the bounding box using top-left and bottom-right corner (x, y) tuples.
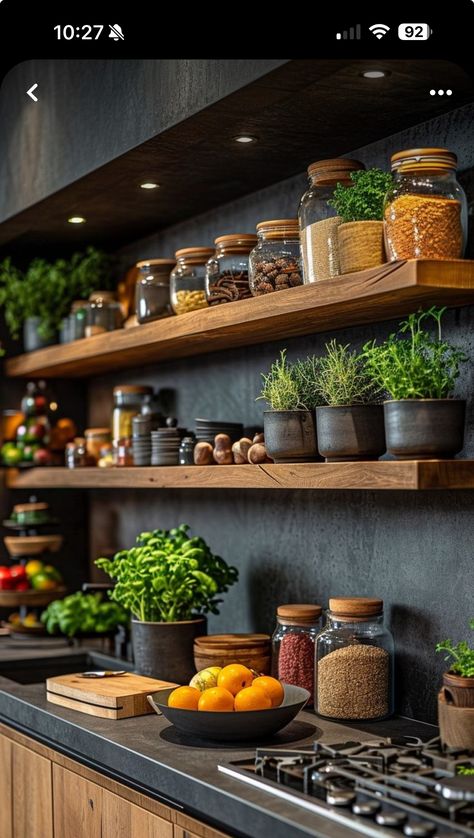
(263, 409), (318, 463)
(131, 616), (206, 682)
(316, 404), (386, 462)
(23, 317), (56, 352)
(384, 399), (466, 459)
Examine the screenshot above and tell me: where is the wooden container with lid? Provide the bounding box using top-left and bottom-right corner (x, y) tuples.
(329, 596), (383, 620)
(194, 633), (271, 674)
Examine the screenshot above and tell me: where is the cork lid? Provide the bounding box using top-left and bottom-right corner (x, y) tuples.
(277, 603), (323, 623)
(214, 234), (258, 253)
(329, 597), (383, 618)
(85, 428), (111, 438)
(175, 247), (215, 263)
(136, 259), (175, 268)
(113, 385), (153, 395)
(391, 148), (457, 173)
(256, 219), (299, 241)
(307, 158), (365, 185)
(13, 502), (48, 514)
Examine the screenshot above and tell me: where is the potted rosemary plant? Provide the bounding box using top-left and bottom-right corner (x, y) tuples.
(436, 619), (474, 750)
(315, 340), (385, 461)
(362, 307), (467, 459)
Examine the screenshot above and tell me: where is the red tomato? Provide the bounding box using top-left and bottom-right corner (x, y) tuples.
(10, 564), (27, 580)
(0, 567), (14, 590)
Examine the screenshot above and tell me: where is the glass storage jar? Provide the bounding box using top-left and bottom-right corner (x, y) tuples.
(85, 292), (123, 337)
(384, 148), (468, 261)
(205, 234), (257, 305)
(135, 259), (175, 324)
(315, 597), (394, 721)
(85, 427), (111, 463)
(298, 158), (365, 282)
(249, 220), (303, 296)
(178, 435), (196, 465)
(69, 300), (87, 341)
(170, 247), (214, 315)
(112, 385), (153, 444)
(272, 604), (322, 705)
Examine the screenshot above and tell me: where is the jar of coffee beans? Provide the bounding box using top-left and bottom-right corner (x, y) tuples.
(205, 234), (257, 305)
(249, 220), (304, 296)
(170, 247), (214, 315)
(272, 603), (322, 706)
(315, 597), (394, 721)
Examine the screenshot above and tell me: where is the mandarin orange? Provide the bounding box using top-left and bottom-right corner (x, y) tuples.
(234, 685), (272, 712)
(217, 663), (254, 696)
(197, 686), (235, 712)
(167, 686), (200, 710)
(252, 675), (284, 707)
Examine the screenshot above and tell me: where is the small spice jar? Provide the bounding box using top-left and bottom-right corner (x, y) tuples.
(315, 597), (394, 721)
(299, 158), (365, 282)
(170, 248), (214, 315)
(272, 604), (322, 705)
(384, 148), (468, 261)
(112, 385), (153, 444)
(85, 292), (123, 337)
(205, 234), (257, 305)
(135, 259), (175, 324)
(178, 436), (196, 465)
(249, 220), (303, 296)
(65, 437), (95, 468)
(85, 428), (111, 463)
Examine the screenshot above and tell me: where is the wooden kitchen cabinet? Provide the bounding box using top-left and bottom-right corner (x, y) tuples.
(102, 789), (173, 838)
(53, 765), (102, 838)
(174, 814), (231, 838)
(0, 733), (12, 838)
(12, 741), (53, 838)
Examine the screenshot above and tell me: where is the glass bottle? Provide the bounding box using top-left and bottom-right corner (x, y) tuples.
(178, 436), (196, 465)
(112, 386), (153, 444)
(315, 597), (394, 721)
(205, 234), (257, 305)
(248, 220), (303, 296)
(272, 604), (322, 705)
(170, 248), (214, 315)
(135, 259), (175, 324)
(384, 148), (468, 260)
(298, 158), (365, 282)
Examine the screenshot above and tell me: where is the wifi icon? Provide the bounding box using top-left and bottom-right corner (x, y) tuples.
(369, 23), (390, 39)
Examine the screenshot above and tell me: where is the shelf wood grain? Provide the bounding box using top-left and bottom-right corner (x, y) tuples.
(5, 260), (474, 379)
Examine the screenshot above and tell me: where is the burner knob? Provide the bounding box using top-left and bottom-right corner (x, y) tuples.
(376, 810), (408, 828)
(352, 801), (381, 817)
(403, 823), (436, 837)
(326, 790), (356, 807)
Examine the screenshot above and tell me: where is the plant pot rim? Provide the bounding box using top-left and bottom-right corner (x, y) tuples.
(132, 616), (206, 626)
(316, 403), (383, 410)
(443, 670), (474, 686)
(384, 398), (465, 405)
(264, 408), (311, 414)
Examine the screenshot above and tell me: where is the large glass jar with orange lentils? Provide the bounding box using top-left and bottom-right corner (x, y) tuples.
(248, 220), (304, 296)
(205, 234), (257, 305)
(170, 247), (214, 315)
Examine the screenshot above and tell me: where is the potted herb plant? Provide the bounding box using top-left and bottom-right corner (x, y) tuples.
(96, 524), (238, 682)
(328, 168), (393, 273)
(315, 340), (385, 461)
(362, 307), (467, 459)
(436, 619), (474, 751)
(257, 350), (322, 462)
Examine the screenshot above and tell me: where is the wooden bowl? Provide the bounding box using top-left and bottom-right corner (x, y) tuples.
(194, 633), (271, 675)
(438, 689), (474, 750)
(4, 534), (63, 557)
(0, 587), (66, 607)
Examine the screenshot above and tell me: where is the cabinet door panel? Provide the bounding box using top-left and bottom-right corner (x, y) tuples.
(52, 765), (102, 838)
(12, 742), (53, 838)
(0, 734), (12, 838)
(102, 790), (173, 838)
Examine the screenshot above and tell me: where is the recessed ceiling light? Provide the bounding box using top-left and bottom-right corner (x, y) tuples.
(362, 70), (388, 79)
(233, 135), (257, 144)
(68, 216), (86, 224)
(140, 182), (160, 190)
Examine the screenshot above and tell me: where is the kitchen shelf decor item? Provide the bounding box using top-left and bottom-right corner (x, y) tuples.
(272, 604), (322, 705)
(112, 385), (153, 446)
(205, 234), (257, 305)
(135, 259), (175, 324)
(249, 219), (303, 296)
(436, 618), (474, 749)
(194, 634), (272, 674)
(170, 247), (214, 315)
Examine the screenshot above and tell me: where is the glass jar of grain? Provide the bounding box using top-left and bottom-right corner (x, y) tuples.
(205, 234), (257, 305)
(249, 220), (303, 295)
(272, 604), (322, 706)
(384, 148), (468, 260)
(299, 158), (365, 282)
(315, 597), (394, 721)
(170, 248), (214, 315)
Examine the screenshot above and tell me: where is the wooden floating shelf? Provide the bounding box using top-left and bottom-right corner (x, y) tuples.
(5, 462), (474, 491)
(5, 260), (474, 379)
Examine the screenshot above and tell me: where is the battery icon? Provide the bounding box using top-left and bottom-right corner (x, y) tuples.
(398, 23), (432, 40)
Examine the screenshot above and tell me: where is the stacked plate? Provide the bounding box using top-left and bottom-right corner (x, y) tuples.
(195, 418), (243, 444)
(132, 435), (152, 466)
(151, 429), (181, 466)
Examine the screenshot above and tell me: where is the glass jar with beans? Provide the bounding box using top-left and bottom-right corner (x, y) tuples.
(170, 248), (214, 315)
(248, 220), (304, 296)
(205, 234), (257, 305)
(272, 604), (322, 706)
(315, 597), (394, 721)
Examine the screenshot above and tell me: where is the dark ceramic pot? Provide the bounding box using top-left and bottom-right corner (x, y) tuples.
(384, 399), (466, 459)
(131, 616), (206, 682)
(23, 317), (56, 353)
(263, 410), (318, 463)
(442, 671), (474, 708)
(316, 404), (386, 462)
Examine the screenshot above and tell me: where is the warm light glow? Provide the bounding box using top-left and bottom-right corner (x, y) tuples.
(362, 70), (387, 79)
(234, 135), (257, 144)
(49, 402), (58, 411)
(140, 182), (160, 189)
(68, 216), (86, 224)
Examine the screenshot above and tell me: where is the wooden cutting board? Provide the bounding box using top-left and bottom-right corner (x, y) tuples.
(46, 672), (177, 719)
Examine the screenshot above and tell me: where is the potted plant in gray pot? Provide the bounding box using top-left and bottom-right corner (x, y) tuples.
(362, 307), (468, 459)
(436, 619), (474, 750)
(96, 524), (238, 683)
(315, 340), (386, 461)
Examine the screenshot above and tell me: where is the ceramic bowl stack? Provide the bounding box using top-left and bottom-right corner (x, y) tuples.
(132, 415), (152, 466)
(195, 419), (243, 444)
(151, 428), (181, 466)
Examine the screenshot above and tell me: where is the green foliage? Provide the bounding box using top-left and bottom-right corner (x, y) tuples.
(95, 524), (238, 623)
(458, 766), (474, 776)
(292, 356), (323, 411)
(316, 340), (383, 406)
(328, 168), (393, 223)
(0, 247), (114, 340)
(436, 618), (474, 677)
(361, 307), (467, 400)
(258, 350), (323, 411)
(41, 592), (127, 638)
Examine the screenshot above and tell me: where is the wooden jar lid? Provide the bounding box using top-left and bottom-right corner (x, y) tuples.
(113, 385), (153, 395)
(194, 633), (270, 649)
(307, 157), (365, 185)
(391, 148), (457, 173)
(256, 219), (299, 241)
(136, 259), (175, 268)
(175, 247), (215, 262)
(85, 428), (111, 438)
(277, 604), (322, 622)
(13, 502), (48, 513)
(329, 597), (383, 617)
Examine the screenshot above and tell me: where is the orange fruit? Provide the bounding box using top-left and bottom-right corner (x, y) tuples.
(168, 686), (200, 711)
(198, 687), (235, 712)
(252, 676), (285, 708)
(234, 685), (272, 712)
(217, 664), (254, 696)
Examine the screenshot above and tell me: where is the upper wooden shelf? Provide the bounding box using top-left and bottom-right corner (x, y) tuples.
(5, 260), (474, 379)
(5, 461), (474, 491)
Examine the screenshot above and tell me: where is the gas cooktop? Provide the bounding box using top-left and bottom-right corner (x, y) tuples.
(219, 737), (474, 837)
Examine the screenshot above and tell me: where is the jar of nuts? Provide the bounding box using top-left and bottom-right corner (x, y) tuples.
(170, 247), (214, 315)
(248, 220), (303, 296)
(205, 234), (257, 305)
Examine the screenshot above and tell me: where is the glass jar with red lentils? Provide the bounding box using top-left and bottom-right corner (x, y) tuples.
(272, 603), (322, 705)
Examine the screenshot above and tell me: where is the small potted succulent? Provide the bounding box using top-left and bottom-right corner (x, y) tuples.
(96, 524), (238, 683)
(257, 350), (322, 462)
(328, 168), (393, 273)
(315, 340), (385, 461)
(436, 619), (474, 751)
(362, 307), (467, 459)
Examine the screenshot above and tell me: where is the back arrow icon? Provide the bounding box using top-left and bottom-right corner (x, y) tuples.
(27, 84), (38, 102)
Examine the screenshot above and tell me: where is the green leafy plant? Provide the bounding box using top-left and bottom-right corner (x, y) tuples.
(458, 766), (474, 775)
(41, 592), (128, 638)
(436, 619), (474, 677)
(361, 307), (467, 400)
(258, 350), (323, 410)
(316, 340), (383, 406)
(328, 168), (393, 223)
(95, 524), (238, 623)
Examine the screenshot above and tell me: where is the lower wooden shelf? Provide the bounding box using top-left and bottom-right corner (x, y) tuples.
(5, 461), (474, 491)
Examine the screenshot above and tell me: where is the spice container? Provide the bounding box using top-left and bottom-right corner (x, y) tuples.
(179, 436), (196, 465)
(384, 148), (467, 261)
(315, 597), (394, 721)
(170, 248), (214, 315)
(299, 158), (365, 282)
(85, 428), (111, 463)
(65, 438), (95, 468)
(272, 604), (322, 704)
(205, 234), (257, 305)
(85, 292), (123, 337)
(112, 385), (153, 444)
(135, 259), (175, 324)
(249, 220), (303, 296)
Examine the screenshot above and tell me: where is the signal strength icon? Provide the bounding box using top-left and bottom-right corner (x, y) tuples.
(336, 24), (361, 40)
(369, 23), (390, 39)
